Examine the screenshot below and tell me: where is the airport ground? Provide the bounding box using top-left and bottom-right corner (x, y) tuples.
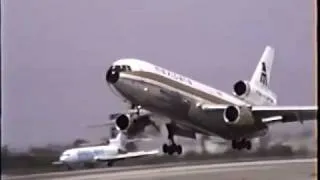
(2, 158), (317, 180)
(2, 127), (316, 178)
(2, 146), (315, 175)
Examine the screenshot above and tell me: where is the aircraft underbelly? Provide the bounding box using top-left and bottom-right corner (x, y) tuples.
(113, 78), (262, 139)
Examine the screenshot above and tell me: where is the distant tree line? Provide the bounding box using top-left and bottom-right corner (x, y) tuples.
(1, 136), (138, 174)
(1, 138), (95, 174)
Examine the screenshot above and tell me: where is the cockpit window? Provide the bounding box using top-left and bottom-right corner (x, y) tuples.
(125, 65), (132, 71)
(113, 65), (121, 71)
(112, 65), (132, 72)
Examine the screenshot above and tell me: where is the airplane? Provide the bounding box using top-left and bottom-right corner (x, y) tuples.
(104, 46), (318, 155)
(52, 132), (160, 169)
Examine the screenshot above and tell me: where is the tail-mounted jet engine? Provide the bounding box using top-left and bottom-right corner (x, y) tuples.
(233, 80), (250, 98)
(223, 105), (255, 126)
(232, 80), (276, 105)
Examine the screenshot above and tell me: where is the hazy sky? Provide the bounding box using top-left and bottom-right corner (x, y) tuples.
(1, 0), (316, 149)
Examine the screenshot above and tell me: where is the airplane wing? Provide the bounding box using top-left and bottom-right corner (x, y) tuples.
(251, 106), (318, 124)
(94, 149), (160, 161)
(199, 104), (317, 125)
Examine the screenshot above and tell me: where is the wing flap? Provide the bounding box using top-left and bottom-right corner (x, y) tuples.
(199, 104), (229, 111)
(196, 104), (228, 116)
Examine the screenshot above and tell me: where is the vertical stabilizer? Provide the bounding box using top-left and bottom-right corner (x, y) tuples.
(110, 131), (127, 150)
(250, 46), (275, 88)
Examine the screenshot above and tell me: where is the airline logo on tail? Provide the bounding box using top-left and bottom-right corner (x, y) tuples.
(260, 62), (268, 86)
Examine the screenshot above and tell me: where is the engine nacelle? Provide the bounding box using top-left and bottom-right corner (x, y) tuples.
(233, 80), (277, 105)
(223, 105), (255, 126)
(115, 114), (132, 131)
(233, 80), (250, 98)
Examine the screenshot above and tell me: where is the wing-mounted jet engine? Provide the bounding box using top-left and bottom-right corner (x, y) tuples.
(114, 114), (132, 131)
(223, 105), (255, 126)
(111, 108), (161, 137)
(88, 107), (161, 139)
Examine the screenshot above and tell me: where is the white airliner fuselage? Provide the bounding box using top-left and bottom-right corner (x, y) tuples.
(52, 132), (159, 169)
(105, 46), (317, 155)
(108, 59), (253, 138)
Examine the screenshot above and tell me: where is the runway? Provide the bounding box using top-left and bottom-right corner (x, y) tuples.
(4, 158), (317, 180)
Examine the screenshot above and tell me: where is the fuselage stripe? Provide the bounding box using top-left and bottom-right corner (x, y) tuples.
(122, 71), (233, 105)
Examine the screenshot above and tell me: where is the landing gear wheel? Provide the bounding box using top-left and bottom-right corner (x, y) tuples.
(232, 140), (236, 149)
(162, 143), (182, 155)
(162, 123), (183, 155)
(162, 144), (168, 154)
(60, 164), (72, 171)
(84, 163), (95, 169)
(232, 139), (252, 150)
(167, 145), (174, 155)
(107, 161), (114, 167)
(176, 145), (182, 155)
(245, 141), (252, 150)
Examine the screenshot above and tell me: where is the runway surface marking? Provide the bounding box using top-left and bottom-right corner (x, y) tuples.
(7, 157), (307, 179)
(51, 158), (316, 180)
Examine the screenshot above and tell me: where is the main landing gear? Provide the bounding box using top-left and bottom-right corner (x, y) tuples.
(232, 139), (252, 150)
(60, 164), (73, 171)
(162, 124), (183, 155)
(107, 161), (114, 167)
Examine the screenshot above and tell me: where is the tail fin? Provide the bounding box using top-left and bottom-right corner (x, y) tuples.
(110, 131), (127, 150)
(250, 46), (275, 88)
(109, 131), (152, 150)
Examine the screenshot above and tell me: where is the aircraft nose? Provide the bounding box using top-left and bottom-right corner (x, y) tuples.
(106, 66), (120, 84)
